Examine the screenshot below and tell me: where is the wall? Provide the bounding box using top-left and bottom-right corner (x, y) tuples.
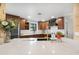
(64, 14), (74, 39)
(0, 4), (5, 20)
(73, 4), (79, 39)
(0, 3), (6, 43)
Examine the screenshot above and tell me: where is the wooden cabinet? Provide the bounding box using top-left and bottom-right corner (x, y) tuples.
(56, 17), (64, 29)
(38, 21), (49, 30)
(20, 19), (29, 30)
(6, 14), (20, 22)
(25, 22), (29, 30)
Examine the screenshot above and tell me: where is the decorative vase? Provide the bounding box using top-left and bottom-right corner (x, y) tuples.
(0, 28), (11, 43)
(0, 28), (7, 44)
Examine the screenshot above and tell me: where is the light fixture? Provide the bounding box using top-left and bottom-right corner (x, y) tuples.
(56, 19), (62, 23)
(37, 12), (42, 15)
(27, 16), (31, 19)
(58, 19), (62, 21)
(41, 19), (45, 22)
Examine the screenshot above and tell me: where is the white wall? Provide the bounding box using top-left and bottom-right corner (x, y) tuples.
(64, 14), (73, 38)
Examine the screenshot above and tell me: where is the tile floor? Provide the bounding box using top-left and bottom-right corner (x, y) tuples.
(0, 38), (79, 55)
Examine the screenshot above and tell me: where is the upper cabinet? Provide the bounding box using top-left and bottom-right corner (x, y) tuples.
(6, 14), (20, 21)
(56, 17), (64, 29)
(38, 21), (49, 30)
(6, 13), (20, 26)
(20, 19), (29, 30)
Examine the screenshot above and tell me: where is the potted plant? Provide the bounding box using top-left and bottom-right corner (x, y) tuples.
(56, 31), (63, 39)
(0, 20), (16, 42)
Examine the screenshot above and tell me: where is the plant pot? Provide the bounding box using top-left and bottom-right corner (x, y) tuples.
(56, 34), (62, 39)
(4, 31), (11, 43)
(0, 28), (6, 44)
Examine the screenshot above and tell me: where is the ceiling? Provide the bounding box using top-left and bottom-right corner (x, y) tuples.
(6, 3), (73, 21)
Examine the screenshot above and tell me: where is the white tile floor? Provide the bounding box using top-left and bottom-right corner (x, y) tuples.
(0, 38), (79, 55)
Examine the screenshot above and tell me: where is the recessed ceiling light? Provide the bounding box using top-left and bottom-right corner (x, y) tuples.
(27, 16), (31, 19)
(58, 19), (62, 21)
(41, 19), (45, 22)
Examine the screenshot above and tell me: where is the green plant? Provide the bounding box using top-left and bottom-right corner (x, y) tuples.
(0, 20), (17, 31)
(56, 31), (63, 36)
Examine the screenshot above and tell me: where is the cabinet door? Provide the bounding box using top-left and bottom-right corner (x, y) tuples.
(56, 17), (64, 29)
(20, 19), (29, 30)
(38, 21), (49, 30)
(20, 20), (26, 30)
